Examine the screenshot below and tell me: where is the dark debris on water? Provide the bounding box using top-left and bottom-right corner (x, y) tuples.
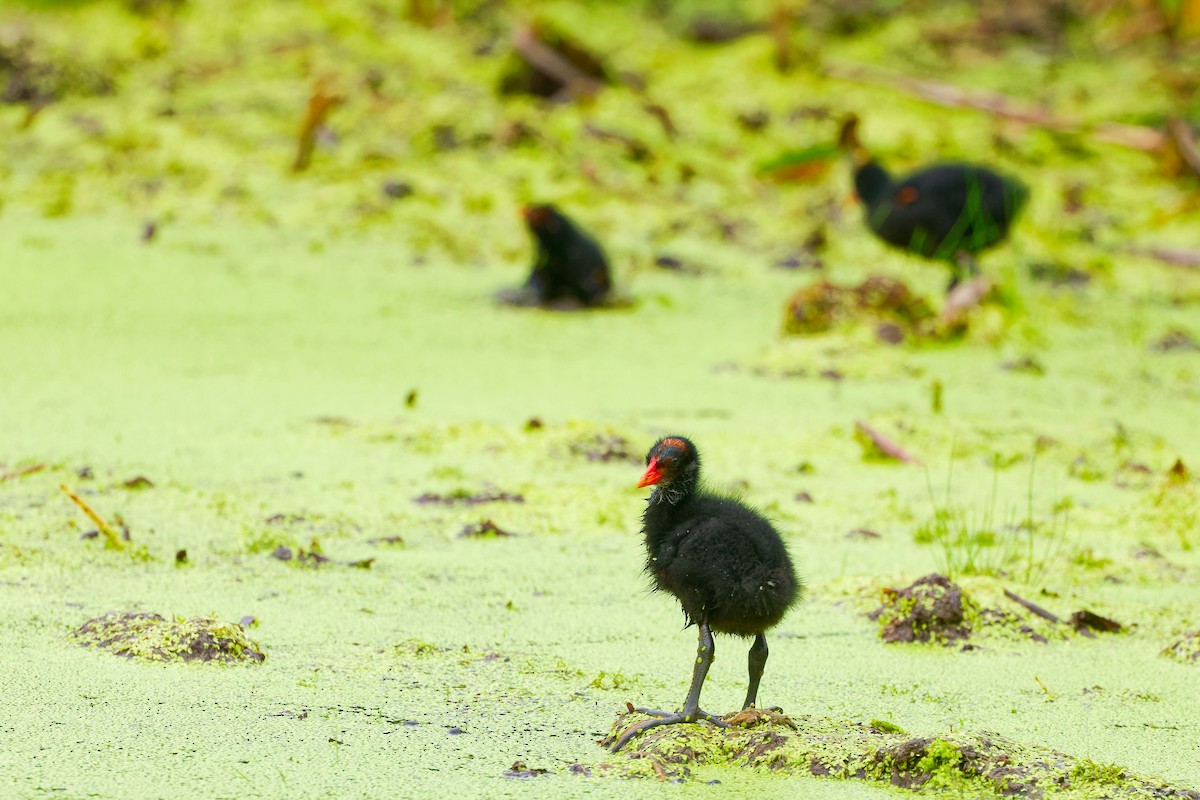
(413, 488), (525, 506)
(569, 432), (638, 463)
(458, 519), (516, 538)
(503, 761), (552, 779)
(271, 543), (373, 569)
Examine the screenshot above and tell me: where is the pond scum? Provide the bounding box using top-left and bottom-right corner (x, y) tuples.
(1, 0), (1199, 797)
(602, 711), (1200, 799)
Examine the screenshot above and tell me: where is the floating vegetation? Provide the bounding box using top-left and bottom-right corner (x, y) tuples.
(783, 276), (935, 339)
(602, 711), (1199, 798)
(71, 612), (264, 665)
(1161, 631), (1200, 664)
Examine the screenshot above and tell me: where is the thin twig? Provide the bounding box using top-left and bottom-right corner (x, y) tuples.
(769, 3), (795, 73)
(60, 484), (124, 550)
(1003, 589), (1060, 624)
(855, 421), (921, 464)
(293, 77), (343, 173)
(0, 463), (45, 483)
(1034, 676), (1055, 700)
(1123, 245), (1200, 270)
(641, 103), (678, 139)
(825, 63), (1166, 153)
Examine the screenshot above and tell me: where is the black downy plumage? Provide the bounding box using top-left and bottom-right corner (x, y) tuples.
(840, 115), (1029, 288)
(515, 204), (612, 307)
(611, 436), (801, 752)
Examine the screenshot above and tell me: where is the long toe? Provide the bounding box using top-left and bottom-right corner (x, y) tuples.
(611, 710), (729, 752)
(695, 709), (731, 727)
(631, 707), (677, 717)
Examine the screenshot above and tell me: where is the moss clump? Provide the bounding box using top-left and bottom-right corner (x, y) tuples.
(783, 276), (935, 338)
(870, 718), (906, 735)
(915, 738), (967, 789)
(1162, 631), (1200, 664)
(602, 711), (1200, 798)
(870, 574), (977, 644)
(72, 612), (265, 665)
(588, 671), (631, 690)
(783, 280), (854, 335)
(1071, 759), (1127, 783)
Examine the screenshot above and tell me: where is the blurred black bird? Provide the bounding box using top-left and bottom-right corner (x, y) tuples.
(500, 204), (612, 308)
(612, 436), (801, 752)
(839, 115), (1029, 289)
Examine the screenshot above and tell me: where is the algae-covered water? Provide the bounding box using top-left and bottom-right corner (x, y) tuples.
(2, 1), (1199, 798)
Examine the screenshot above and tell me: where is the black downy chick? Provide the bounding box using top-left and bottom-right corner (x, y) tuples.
(503, 204), (612, 308)
(612, 436), (801, 752)
(839, 115), (1029, 289)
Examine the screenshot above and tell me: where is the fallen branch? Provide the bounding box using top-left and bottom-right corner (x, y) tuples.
(512, 25), (603, 101)
(855, 421), (921, 464)
(825, 63), (1166, 154)
(60, 484), (124, 550)
(0, 463), (45, 483)
(1003, 589), (1060, 624)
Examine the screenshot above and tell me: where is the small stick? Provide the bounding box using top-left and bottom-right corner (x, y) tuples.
(641, 102), (678, 139)
(292, 77), (343, 173)
(1003, 589), (1060, 624)
(769, 3), (795, 73)
(1034, 676), (1055, 700)
(60, 484), (124, 550)
(0, 463), (45, 483)
(1123, 245), (1200, 269)
(1167, 117), (1200, 180)
(825, 63), (1166, 153)
(939, 276), (992, 326)
(512, 25), (603, 101)
(855, 421), (921, 464)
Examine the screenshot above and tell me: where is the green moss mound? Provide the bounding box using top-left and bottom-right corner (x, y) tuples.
(1162, 631), (1200, 664)
(870, 573), (977, 644)
(604, 711), (1200, 798)
(782, 275), (936, 339)
(71, 612), (265, 665)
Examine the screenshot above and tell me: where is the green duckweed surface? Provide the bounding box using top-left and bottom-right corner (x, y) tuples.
(2, 1), (1199, 798)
